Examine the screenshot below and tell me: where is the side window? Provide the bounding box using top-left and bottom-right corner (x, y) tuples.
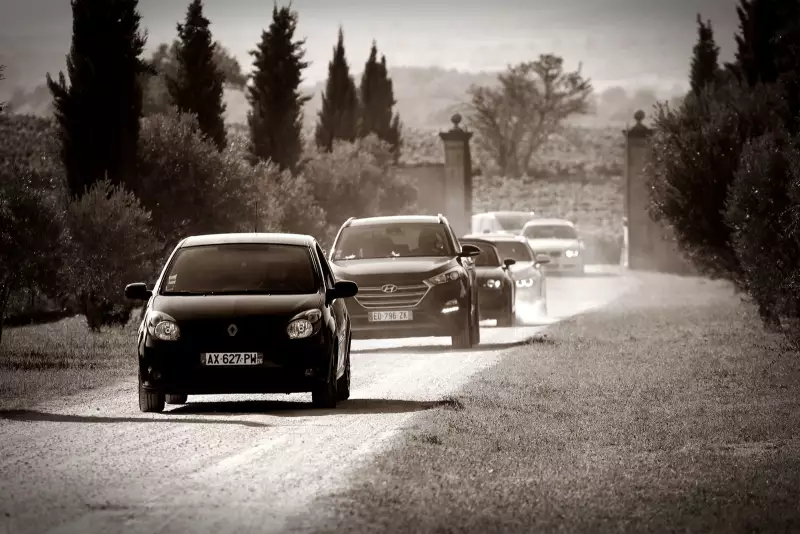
(316, 244), (336, 288)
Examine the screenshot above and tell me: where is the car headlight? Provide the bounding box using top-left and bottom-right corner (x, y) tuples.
(425, 267), (461, 286)
(146, 311), (180, 341)
(515, 278), (534, 288)
(287, 308), (322, 340)
(483, 279), (501, 289)
(565, 249), (579, 258)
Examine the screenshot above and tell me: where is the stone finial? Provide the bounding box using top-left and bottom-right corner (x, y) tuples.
(451, 113), (463, 129)
(634, 110), (645, 124)
(625, 109), (651, 139)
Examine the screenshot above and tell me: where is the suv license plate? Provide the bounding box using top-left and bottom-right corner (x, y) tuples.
(368, 311), (413, 322)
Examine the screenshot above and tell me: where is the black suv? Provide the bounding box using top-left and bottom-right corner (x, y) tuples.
(328, 214), (482, 349)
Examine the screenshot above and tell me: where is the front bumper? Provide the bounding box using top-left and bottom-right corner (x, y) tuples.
(540, 251), (584, 274)
(346, 280), (468, 340)
(477, 287), (509, 319)
(138, 333), (334, 395)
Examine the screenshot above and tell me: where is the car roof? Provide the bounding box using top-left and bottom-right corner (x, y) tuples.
(522, 218), (575, 227)
(458, 237), (500, 248)
(473, 210), (535, 217)
(348, 215), (441, 226)
(179, 233), (317, 248)
(462, 233), (528, 243)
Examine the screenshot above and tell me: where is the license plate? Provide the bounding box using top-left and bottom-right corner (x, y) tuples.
(202, 353), (264, 366)
(368, 310), (413, 322)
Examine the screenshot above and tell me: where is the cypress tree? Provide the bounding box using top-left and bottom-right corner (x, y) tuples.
(727, 0), (784, 86)
(358, 44), (403, 161)
(689, 14), (720, 96)
(248, 4), (310, 172)
(167, 0), (227, 150)
(47, 0), (149, 197)
(314, 27), (359, 151)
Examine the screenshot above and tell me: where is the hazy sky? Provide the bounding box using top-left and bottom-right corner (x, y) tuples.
(0, 0), (738, 91)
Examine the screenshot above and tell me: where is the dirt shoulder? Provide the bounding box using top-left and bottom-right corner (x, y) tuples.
(302, 273), (800, 533)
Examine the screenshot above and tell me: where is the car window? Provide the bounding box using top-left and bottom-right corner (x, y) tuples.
(160, 243), (319, 295)
(493, 241), (534, 262)
(464, 243), (501, 267)
(522, 224), (578, 239)
(316, 244), (336, 288)
(332, 222), (456, 260)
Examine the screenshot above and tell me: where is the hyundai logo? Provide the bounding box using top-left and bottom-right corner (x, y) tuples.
(227, 324), (238, 337)
(381, 284), (398, 293)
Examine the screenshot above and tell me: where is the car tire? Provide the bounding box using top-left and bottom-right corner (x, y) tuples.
(451, 308), (473, 349)
(139, 378), (165, 413)
(312, 349), (338, 409)
(471, 303), (481, 346)
(336, 336), (351, 402)
(166, 394), (188, 405)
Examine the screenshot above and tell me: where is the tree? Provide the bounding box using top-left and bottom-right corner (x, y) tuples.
(167, 0), (227, 149)
(315, 27), (359, 152)
(690, 14), (721, 96)
(47, 0), (150, 197)
(0, 64), (6, 113)
(247, 4), (310, 172)
(726, 0), (788, 86)
(466, 54), (592, 177)
(358, 43), (402, 161)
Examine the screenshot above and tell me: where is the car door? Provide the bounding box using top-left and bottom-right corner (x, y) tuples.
(316, 244), (348, 376)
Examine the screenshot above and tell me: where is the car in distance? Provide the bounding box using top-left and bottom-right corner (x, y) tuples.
(328, 214), (482, 349)
(520, 218), (585, 275)
(471, 211), (536, 235)
(457, 237), (518, 326)
(463, 233), (550, 318)
(124, 233), (359, 413)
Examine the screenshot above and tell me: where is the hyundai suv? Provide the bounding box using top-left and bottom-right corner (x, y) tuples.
(328, 215), (482, 349)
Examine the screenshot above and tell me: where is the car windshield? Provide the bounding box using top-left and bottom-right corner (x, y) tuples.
(494, 213), (534, 231)
(462, 242), (501, 267)
(493, 241), (534, 262)
(332, 223), (456, 260)
(160, 243), (318, 295)
(522, 224), (578, 240)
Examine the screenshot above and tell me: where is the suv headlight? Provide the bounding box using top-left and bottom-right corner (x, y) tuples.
(287, 309), (322, 340)
(146, 311), (180, 341)
(484, 279), (501, 289)
(565, 249), (580, 258)
(516, 278), (534, 288)
(425, 267), (461, 286)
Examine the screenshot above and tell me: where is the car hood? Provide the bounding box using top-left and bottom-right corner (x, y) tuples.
(525, 238), (580, 252)
(331, 257), (457, 286)
(151, 293), (324, 322)
(508, 261), (538, 279)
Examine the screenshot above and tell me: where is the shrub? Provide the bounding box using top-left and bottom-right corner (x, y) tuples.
(62, 180), (161, 330)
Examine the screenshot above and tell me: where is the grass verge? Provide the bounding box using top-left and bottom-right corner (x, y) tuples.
(0, 315), (137, 409)
(309, 273), (800, 533)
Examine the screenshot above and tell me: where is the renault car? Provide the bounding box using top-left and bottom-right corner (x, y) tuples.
(328, 215), (482, 349)
(124, 233), (358, 413)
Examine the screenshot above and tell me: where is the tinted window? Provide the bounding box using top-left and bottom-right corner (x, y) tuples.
(463, 242), (501, 267)
(161, 244), (318, 295)
(522, 224), (578, 239)
(332, 223), (456, 260)
(493, 213), (534, 231)
(493, 241), (534, 262)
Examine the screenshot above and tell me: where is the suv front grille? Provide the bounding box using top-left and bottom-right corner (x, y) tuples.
(354, 284), (430, 309)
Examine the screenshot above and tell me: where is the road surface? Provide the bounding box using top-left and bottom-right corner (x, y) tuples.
(0, 266), (638, 534)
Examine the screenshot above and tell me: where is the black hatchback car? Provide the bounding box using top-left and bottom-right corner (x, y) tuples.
(458, 237), (518, 326)
(328, 214), (482, 349)
(124, 233), (358, 413)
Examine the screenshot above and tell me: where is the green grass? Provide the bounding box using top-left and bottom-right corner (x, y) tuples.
(308, 273), (800, 533)
(0, 315), (139, 409)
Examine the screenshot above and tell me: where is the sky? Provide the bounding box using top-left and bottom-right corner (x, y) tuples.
(0, 0), (739, 92)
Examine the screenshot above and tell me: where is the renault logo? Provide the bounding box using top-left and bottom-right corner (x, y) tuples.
(227, 324), (238, 337)
(381, 284), (398, 293)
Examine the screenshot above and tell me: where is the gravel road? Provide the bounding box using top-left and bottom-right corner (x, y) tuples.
(0, 266), (638, 534)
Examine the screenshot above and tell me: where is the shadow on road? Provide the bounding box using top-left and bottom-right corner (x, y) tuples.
(352, 338), (552, 355)
(169, 397), (445, 417)
(0, 409), (270, 427)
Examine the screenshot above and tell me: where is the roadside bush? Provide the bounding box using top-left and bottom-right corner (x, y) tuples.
(62, 180), (161, 331)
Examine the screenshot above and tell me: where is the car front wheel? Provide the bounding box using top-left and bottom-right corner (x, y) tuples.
(139, 376), (165, 413)
(336, 336), (351, 401)
(312, 349), (338, 409)
(451, 307), (473, 349)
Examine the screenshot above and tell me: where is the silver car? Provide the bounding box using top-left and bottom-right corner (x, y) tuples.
(520, 218), (585, 275)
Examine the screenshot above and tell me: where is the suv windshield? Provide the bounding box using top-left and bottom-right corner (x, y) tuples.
(522, 224), (578, 240)
(494, 213), (534, 231)
(332, 223), (456, 260)
(462, 242), (501, 267)
(493, 241), (534, 262)
(160, 243), (318, 295)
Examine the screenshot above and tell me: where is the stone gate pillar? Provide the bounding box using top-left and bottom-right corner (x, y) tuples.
(439, 113), (473, 237)
(624, 110), (655, 270)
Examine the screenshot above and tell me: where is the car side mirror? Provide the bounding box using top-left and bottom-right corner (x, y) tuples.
(327, 280), (358, 302)
(125, 282), (152, 301)
(458, 244), (482, 258)
(503, 258), (516, 269)
(534, 253), (551, 265)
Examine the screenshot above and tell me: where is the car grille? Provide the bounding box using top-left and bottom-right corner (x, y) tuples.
(354, 283), (430, 309)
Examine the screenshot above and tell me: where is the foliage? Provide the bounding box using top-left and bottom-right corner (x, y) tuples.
(62, 180), (160, 330)
(167, 0), (227, 150)
(46, 0), (150, 197)
(690, 14), (721, 96)
(465, 54), (592, 177)
(0, 64), (6, 113)
(247, 4), (310, 172)
(315, 28), (359, 152)
(359, 42), (402, 161)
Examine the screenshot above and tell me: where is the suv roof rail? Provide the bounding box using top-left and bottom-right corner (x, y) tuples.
(342, 216), (356, 228)
(437, 213), (446, 224)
